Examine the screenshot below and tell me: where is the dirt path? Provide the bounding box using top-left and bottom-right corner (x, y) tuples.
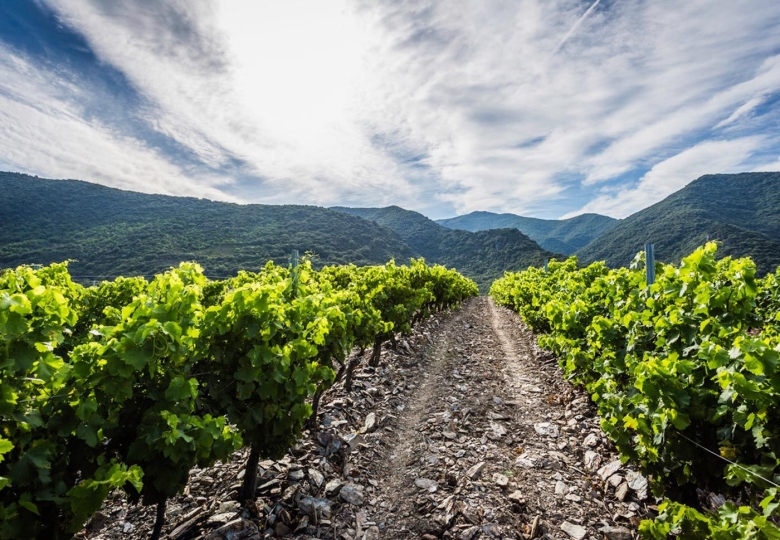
(87, 298), (648, 540)
(358, 297), (646, 540)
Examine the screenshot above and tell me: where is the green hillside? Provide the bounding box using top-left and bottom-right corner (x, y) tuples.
(0, 172), (416, 279)
(437, 211), (617, 254)
(332, 206), (556, 290)
(577, 172), (780, 274)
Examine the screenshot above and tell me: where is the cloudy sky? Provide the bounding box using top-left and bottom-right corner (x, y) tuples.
(1, 0), (779, 219)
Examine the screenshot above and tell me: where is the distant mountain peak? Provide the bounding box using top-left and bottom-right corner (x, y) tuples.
(436, 211), (618, 255)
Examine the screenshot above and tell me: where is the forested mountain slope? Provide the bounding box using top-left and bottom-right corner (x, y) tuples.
(437, 211), (617, 254)
(577, 172), (780, 273)
(0, 172), (415, 279)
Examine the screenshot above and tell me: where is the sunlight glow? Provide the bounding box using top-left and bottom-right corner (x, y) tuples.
(219, 0), (369, 158)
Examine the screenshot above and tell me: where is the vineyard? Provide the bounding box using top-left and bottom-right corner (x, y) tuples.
(3, 243), (780, 539)
(0, 258), (477, 539)
(492, 243), (780, 538)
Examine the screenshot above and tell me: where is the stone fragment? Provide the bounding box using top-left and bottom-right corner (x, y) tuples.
(324, 478), (343, 497)
(515, 454), (537, 468)
(308, 468), (324, 488)
(599, 525), (633, 540)
(122, 522), (134, 534)
(206, 513), (236, 525)
(415, 477), (439, 492)
(490, 422), (507, 437)
(493, 473), (509, 488)
(275, 522), (292, 536)
(288, 468), (305, 482)
(339, 483), (365, 505)
(583, 450), (601, 470)
(548, 450), (572, 464)
(626, 470), (649, 499)
(533, 422), (559, 437)
(460, 525), (481, 540)
(295, 515), (310, 533)
(205, 519), (259, 540)
(508, 490), (525, 504)
(615, 482), (629, 501)
(555, 481), (567, 495)
(467, 461), (487, 480)
(296, 495), (334, 518)
(598, 460), (622, 481)
(216, 500), (240, 514)
(364, 412), (377, 432)
(608, 474), (624, 487)
(281, 484), (298, 502)
(583, 433), (599, 447)
(561, 521), (588, 540)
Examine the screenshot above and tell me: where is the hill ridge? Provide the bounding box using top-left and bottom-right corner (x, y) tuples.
(576, 172), (780, 273)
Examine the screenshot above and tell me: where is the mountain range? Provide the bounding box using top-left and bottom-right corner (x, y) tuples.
(2, 171), (779, 290)
(439, 172), (780, 275)
(0, 172), (552, 290)
(437, 212), (618, 254)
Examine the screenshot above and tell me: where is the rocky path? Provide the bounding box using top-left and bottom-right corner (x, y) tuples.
(86, 298), (650, 540)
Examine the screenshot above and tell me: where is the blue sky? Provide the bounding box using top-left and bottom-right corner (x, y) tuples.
(1, 0), (779, 219)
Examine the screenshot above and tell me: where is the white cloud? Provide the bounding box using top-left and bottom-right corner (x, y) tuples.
(0, 46), (233, 200)
(38, 0), (424, 209)
(3, 0), (780, 218)
(753, 157), (780, 172)
(346, 0), (780, 215)
(562, 137), (764, 218)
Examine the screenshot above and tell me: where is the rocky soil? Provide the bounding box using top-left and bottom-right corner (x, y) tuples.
(83, 297), (653, 540)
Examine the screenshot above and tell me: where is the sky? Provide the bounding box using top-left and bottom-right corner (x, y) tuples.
(1, 0), (779, 220)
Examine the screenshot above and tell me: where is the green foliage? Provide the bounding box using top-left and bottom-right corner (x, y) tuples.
(70, 276), (148, 345)
(639, 495), (780, 540)
(0, 263), (141, 538)
(69, 264), (242, 505)
(491, 243), (780, 537)
(200, 263), (338, 457)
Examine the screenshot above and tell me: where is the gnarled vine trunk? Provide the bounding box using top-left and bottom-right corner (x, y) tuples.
(150, 500), (166, 540)
(240, 446), (260, 502)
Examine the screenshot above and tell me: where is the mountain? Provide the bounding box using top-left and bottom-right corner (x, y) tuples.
(0, 172), (416, 279)
(577, 172), (780, 274)
(437, 211), (618, 254)
(331, 206), (556, 290)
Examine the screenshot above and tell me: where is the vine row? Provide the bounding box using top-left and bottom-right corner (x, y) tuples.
(491, 243), (780, 539)
(0, 258), (478, 539)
